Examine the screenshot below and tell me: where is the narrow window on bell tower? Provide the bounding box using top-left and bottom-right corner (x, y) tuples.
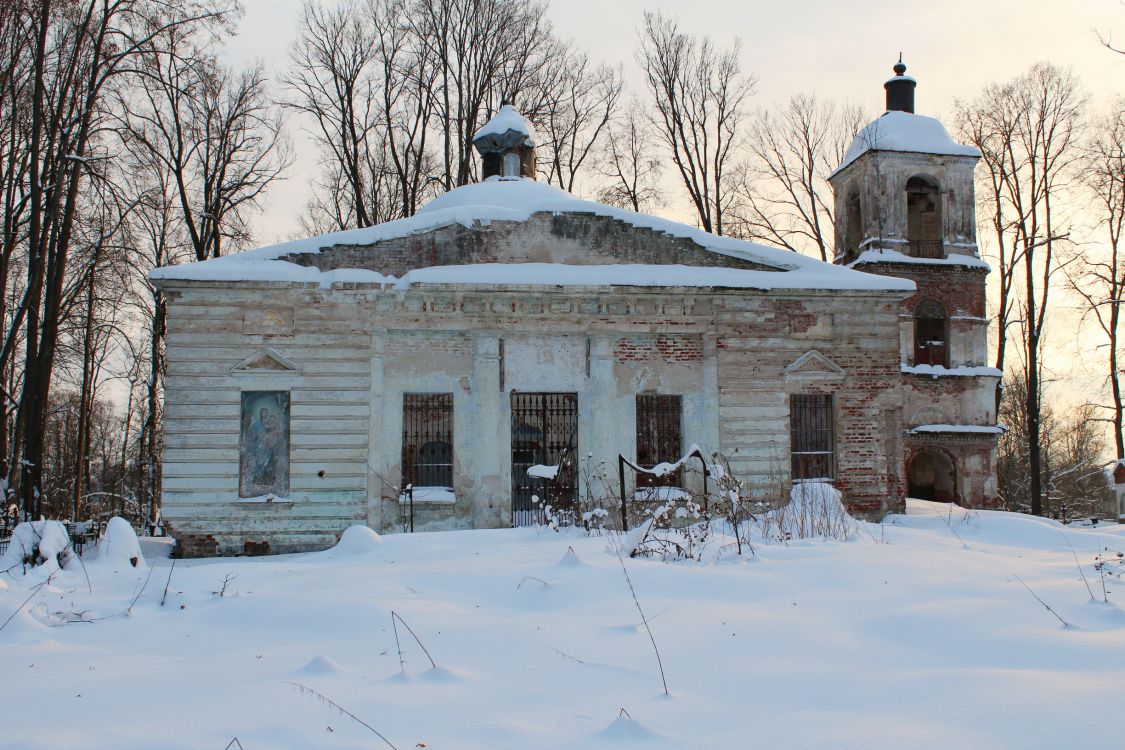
(503, 151), (521, 177)
(845, 191), (862, 261)
(914, 298), (948, 367)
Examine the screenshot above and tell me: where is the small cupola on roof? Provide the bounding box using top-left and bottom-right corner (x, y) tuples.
(473, 103), (536, 180)
(884, 55), (916, 114)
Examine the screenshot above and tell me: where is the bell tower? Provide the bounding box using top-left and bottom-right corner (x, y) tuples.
(473, 103), (536, 180)
(827, 59), (1001, 508)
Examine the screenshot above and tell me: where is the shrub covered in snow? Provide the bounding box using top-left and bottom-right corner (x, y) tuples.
(1, 520), (75, 574)
(97, 517), (144, 568)
(769, 481), (856, 541)
(626, 473), (857, 560)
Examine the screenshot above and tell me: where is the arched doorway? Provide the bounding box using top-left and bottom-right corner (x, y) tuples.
(907, 448), (957, 501)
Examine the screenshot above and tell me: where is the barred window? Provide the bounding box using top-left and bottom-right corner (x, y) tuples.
(636, 394), (683, 487)
(790, 394), (835, 481)
(402, 393), (453, 489)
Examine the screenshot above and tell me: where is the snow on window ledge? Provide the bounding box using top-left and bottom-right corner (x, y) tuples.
(849, 247), (991, 270)
(399, 487), (456, 504)
(902, 363), (1002, 378)
(908, 424), (1006, 435)
(237, 494), (293, 504)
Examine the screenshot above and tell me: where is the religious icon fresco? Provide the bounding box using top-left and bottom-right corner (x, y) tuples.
(239, 391), (290, 497)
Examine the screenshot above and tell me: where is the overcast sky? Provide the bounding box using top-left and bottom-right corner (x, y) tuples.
(222, 0), (1125, 245)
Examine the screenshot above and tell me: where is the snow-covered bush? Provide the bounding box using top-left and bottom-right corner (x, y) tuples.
(1, 520), (75, 574)
(628, 498), (714, 561)
(532, 454), (616, 534)
(770, 481), (856, 541)
(96, 517), (144, 568)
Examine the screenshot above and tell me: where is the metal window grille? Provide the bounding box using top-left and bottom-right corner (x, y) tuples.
(907, 240), (945, 258)
(402, 393), (453, 489)
(790, 394), (835, 481)
(636, 394), (683, 488)
(511, 392), (578, 527)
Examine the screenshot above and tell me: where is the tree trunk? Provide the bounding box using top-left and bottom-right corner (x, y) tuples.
(72, 264), (97, 520)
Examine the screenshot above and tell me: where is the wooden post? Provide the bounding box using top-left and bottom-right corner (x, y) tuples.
(618, 454), (628, 531)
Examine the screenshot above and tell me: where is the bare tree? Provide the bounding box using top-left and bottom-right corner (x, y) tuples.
(1069, 100), (1125, 458)
(372, 0), (440, 217)
(10, 0), (233, 518)
(125, 29), (289, 262)
(0, 0), (34, 480)
(115, 18), (286, 528)
(408, 0), (561, 189)
(120, 156), (194, 527)
(736, 94), (866, 260)
(596, 99), (663, 213)
(288, 0), (604, 230)
(286, 0), (386, 229)
(636, 12), (755, 235)
(956, 100), (1021, 413)
(955, 63), (1085, 516)
(535, 51), (621, 193)
(998, 373), (1113, 520)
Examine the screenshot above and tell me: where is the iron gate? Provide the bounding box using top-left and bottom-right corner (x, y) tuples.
(511, 392), (578, 526)
(635, 394), (683, 488)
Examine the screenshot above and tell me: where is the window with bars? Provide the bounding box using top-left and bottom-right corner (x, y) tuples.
(636, 394), (683, 487)
(790, 394), (835, 481)
(402, 393), (453, 489)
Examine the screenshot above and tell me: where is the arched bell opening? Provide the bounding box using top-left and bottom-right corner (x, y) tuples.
(906, 175), (942, 257)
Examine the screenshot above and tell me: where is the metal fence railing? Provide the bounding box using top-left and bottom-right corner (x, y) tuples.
(908, 240), (944, 258)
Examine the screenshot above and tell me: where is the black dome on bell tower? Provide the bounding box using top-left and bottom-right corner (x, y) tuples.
(884, 54), (917, 114)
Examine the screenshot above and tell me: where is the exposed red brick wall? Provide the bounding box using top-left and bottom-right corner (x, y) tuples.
(243, 540), (271, 556)
(615, 334), (703, 363)
(171, 527), (219, 558)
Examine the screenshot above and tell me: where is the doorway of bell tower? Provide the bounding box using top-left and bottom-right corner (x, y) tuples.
(907, 448), (957, 502)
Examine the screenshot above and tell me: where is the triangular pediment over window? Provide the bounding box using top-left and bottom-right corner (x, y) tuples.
(784, 350), (845, 380)
(231, 348), (300, 373)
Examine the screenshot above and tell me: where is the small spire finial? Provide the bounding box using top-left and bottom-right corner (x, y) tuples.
(893, 53), (907, 77)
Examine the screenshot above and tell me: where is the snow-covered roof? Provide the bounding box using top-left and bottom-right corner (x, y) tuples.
(150, 178), (914, 293)
(473, 104), (535, 148)
(830, 110), (980, 178)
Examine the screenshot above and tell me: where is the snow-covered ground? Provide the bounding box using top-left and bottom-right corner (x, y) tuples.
(4, 501), (1125, 749)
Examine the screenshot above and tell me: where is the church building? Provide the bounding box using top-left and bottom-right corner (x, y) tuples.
(152, 62), (1001, 556)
